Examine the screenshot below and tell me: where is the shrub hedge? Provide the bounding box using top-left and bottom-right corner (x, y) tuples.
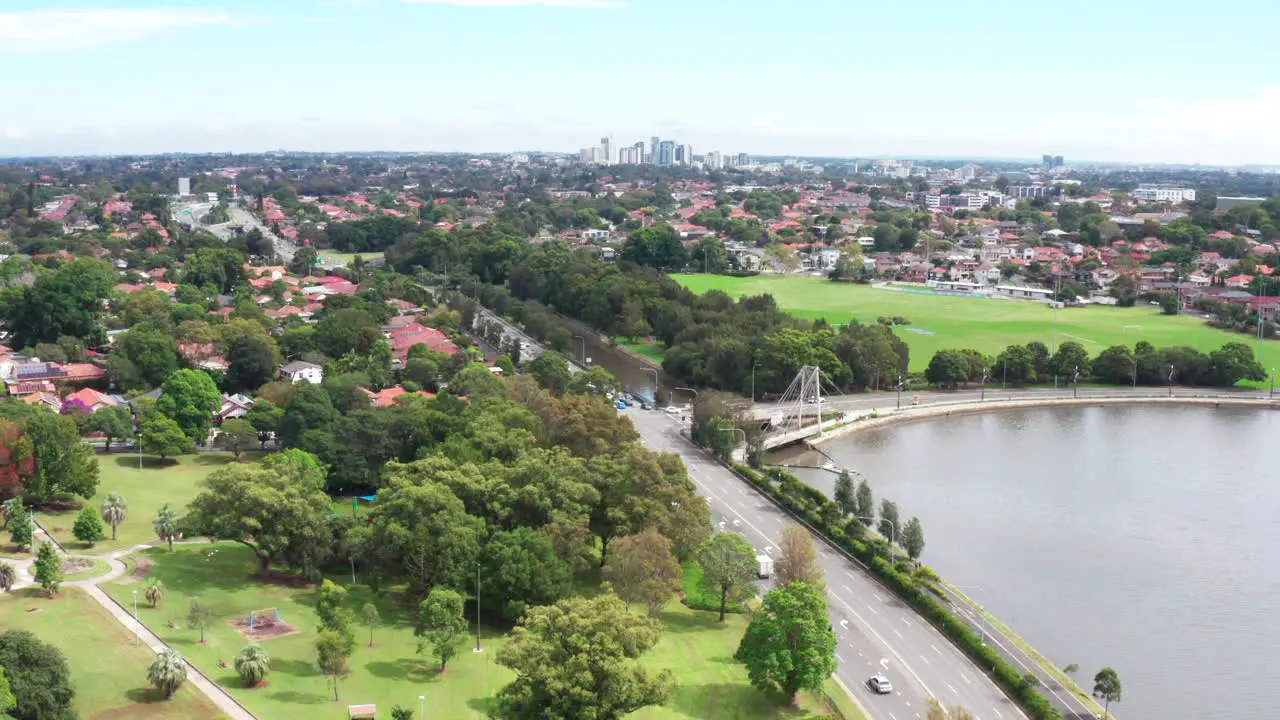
(730, 462), (1063, 720)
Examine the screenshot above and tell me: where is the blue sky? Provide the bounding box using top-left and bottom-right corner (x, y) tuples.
(2, 0), (1278, 163)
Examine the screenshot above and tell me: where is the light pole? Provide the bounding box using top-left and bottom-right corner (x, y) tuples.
(1271, 368), (1276, 401)
(1168, 364), (1176, 398)
(980, 369), (989, 402)
(718, 426), (747, 462)
(419, 694), (425, 720)
(851, 515), (896, 546)
(675, 387), (698, 407)
(751, 363), (758, 402)
(896, 376), (903, 410)
(132, 589), (139, 644)
(1072, 365), (1080, 399)
(951, 585), (990, 645)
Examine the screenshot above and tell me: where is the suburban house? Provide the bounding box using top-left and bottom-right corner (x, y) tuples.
(62, 387), (123, 413)
(217, 393), (255, 422)
(3, 362), (106, 396)
(280, 360), (324, 384)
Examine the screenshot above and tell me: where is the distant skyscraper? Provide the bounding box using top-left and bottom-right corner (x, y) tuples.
(650, 136), (661, 164)
(1054, 155), (1064, 168)
(178, 177), (190, 196)
(705, 151), (723, 169)
(658, 140), (676, 166)
(1042, 154), (1064, 170)
(633, 141), (646, 164)
(678, 144), (693, 166)
(736, 153), (749, 166)
(600, 136), (615, 164)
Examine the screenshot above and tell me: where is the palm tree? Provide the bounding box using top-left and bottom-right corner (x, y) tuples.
(234, 644), (271, 688)
(153, 504), (178, 552)
(144, 578), (165, 608)
(0, 562), (14, 593)
(147, 648), (188, 699)
(101, 492), (128, 541)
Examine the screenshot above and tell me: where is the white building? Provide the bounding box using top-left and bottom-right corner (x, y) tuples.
(600, 136), (615, 164)
(280, 360), (324, 384)
(178, 177), (190, 196)
(705, 151), (723, 170)
(1131, 184), (1197, 203)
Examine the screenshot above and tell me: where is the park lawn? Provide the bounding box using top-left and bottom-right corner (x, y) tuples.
(0, 586), (220, 720)
(42, 452), (264, 553)
(674, 274), (1280, 375)
(110, 544), (850, 720)
(620, 339), (667, 364)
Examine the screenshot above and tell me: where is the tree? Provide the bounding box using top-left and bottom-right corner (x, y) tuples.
(100, 492), (128, 541)
(314, 579), (356, 655)
(994, 344), (1038, 386)
(604, 529), (683, 617)
(493, 591), (671, 720)
(1093, 667), (1122, 720)
(85, 405), (134, 453)
(695, 532), (758, 622)
(833, 470), (855, 517)
(144, 578), (165, 608)
(736, 582), (837, 706)
(315, 308), (381, 357)
(0, 561), (14, 593)
(390, 706), (414, 720)
(111, 324), (180, 391)
(18, 408), (99, 503)
(187, 600), (215, 643)
(244, 399), (284, 449)
(854, 478), (874, 525)
(9, 506), (31, 551)
(1051, 340), (1091, 379)
(71, 505), (105, 546)
(1092, 345), (1136, 385)
(926, 699), (976, 720)
(416, 588), (468, 672)
(1207, 342), (1265, 387)
(879, 499), (901, 546)
(316, 629), (352, 701)
(224, 334), (282, 393)
(157, 369), (221, 444)
(526, 351), (572, 395)
(214, 418), (257, 460)
(361, 603), (381, 647)
(482, 527), (574, 621)
(234, 644), (271, 688)
(0, 257), (116, 347)
(1108, 274), (1138, 306)
(567, 365), (621, 397)
(33, 540), (61, 597)
(0, 630), (75, 719)
(0, 666), (14, 717)
(901, 516), (926, 561)
(184, 455), (334, 574)
(925, 349), (973, 389)
(141, 414), (193, 460)
(774, 524), (824, 590)
(147, 648), (188, 699)
(154, 504), (180, 552)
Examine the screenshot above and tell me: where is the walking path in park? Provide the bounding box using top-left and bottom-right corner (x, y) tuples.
(11, 522), (258, 720)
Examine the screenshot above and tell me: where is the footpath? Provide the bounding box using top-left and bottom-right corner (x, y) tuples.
(21, 522), (257, 720)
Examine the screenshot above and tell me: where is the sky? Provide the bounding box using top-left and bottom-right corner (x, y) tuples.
(2, 0), (1279, 164)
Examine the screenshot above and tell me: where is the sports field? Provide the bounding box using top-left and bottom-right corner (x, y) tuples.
(674, 274), (1280, 374)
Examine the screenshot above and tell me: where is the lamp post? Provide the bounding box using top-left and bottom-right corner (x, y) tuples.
(751, 363), (759, 402)
(419, 694), (426, 720)
(896, 376), (903, 410)
(132, 589), (139, 644)
(1271, 368), (1276, 401)
(850, 515), (896, 546)
(675, 387), (698, 407)
(718, 426), (747, 462)
(1072, 366), (1080, 399)
(1168, 364), (1176, 398)
(980, 370), (989, 402)
(951, 585), (990, 645)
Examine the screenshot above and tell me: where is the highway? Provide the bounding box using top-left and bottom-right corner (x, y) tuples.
(206, 204), (298, 263)
(629, 408), (1027, 720)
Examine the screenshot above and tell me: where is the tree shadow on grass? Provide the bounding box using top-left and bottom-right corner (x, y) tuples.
(273, 658), (321, 678)
(658, 609), (736, 635)
(366, 658), (438, 683)
(134, 545), (259, 596)
(268, 689), (327, 705)
(467, 696), (497, 715)
(110, 456), (178, 470)
(124, 687), (169, 704)
(666, 682), (805, 720)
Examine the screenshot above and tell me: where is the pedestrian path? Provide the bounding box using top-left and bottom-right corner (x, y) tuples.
(10, 521), (258, 719)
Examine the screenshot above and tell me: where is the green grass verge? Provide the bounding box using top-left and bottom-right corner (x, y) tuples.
(943, 583), (1107, 717)
(674, 274), (1280, 378)
(41, 452), (263, 553)
(0, 586), (221, 719)
(108, 543), (843, 719)
(680, 563), (745, 615)
(619, 339), (667, 364)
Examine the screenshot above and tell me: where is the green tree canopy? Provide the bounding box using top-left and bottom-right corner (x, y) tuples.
(735, 582), (837, 705)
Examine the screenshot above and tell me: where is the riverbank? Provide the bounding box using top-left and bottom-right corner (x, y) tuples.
(811, 394), (1278, 446)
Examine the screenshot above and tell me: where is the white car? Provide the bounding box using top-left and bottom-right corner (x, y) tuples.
(866, 675), (893, 694)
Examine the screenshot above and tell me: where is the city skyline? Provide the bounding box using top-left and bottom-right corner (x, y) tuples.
(3, 0), (1280, 164)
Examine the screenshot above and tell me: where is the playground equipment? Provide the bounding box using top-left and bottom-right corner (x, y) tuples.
(248, 608), (282, 631)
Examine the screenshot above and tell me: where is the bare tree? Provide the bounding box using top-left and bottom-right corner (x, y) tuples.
(774, 524), (825, 591)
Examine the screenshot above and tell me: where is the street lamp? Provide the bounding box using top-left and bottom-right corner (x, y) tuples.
(980, 369), (989, 401)
(1271, 368), (1276, 401)
(951, 585), (991, 645)
(1072, 365), (1080, 399)
(718, 426), (747, 462)
(895, 376), (903, 410)
(674, 387), (698, 407)
(419, 694), (425, 720)
(751, 363), (759, 402)
(850, 515), (896, 547)
(132, 589), (139, 645)
(1168, 364), (1176, 398)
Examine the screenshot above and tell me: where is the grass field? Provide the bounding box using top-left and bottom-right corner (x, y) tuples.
(41, 452), (262, 553)
(675, 274), (1280, 375)
(0, 586), (220, 719)
(109, 544), (850, 720)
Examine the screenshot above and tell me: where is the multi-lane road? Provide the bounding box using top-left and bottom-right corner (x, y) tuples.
(206, 205), (298, 263)
(630, 408), (1028, 720)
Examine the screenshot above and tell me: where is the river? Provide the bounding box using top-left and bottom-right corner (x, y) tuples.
(769, 404), (1280, 720)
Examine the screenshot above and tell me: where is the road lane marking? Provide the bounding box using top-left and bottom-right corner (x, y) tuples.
(931, 644), (942, 655)
(873, 592), (884, 601)
(946, 682), (958, 695)
(839, 619), (849, 629)
(836, 653), (846, 663)
(866, 604), (878, 615)
(892, 629), (903, 639)
(842, 584), (854, 593)
(992, 707), (1003, 719)
(901, 617), (911, 627)
(919, 654), (931, 666)
(961, 672), (971, 684)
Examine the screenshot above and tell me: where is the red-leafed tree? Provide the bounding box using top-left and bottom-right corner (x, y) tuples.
(0, 420), (35, 500)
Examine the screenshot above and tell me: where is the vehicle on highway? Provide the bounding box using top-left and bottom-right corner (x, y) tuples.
(640, 402), (653, 410)
(664, 406), (680, 415)
(756, 554), (773, 579)
(866, 675), (893, 694)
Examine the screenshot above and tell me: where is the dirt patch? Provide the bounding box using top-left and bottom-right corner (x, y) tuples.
(255, 570), (314, 588)
(229, 609), (298, 642)
(131, 557), (152, 580)
(60, 558), (94, 574)
(34, 499), (83, 513)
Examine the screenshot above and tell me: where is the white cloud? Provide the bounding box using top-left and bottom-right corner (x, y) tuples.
(401, 0), (626, 8)
(0, 8), (249, 54)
